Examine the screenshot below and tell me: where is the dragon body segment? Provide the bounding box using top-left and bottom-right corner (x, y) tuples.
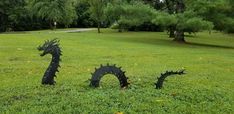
(38, 39), (62, 85)
(90, 64), (130, 88)
(155, 69), (185, 89)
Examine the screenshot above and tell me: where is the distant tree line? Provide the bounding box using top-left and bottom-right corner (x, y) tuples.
(0, 0), (233, 41)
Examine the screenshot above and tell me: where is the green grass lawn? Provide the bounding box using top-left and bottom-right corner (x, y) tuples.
(0, 29), (233, 113)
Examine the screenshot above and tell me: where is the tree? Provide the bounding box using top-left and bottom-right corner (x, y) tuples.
(30, 0), (77, 29)
(74, 0), (95, 28)
(0, 0), (27, 32)
(88, 0), (106, 33)
(174, 0), (186, 42)
(61, 0), (77, 28)
(142, 0), (165, 10)
(152, 0), (214, 42)
(186, 0), (234, 33)
(105, 0), (155, 32)
(119, 1), (154, 30)
(164, 0), (177, 38)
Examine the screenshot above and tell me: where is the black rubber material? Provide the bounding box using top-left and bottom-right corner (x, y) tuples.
(90, 64), (129, 88)
(38, 39), (62, 85)
(155, 69), (185, 89)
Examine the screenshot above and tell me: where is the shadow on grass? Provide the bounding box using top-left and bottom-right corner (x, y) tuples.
(0, 31), (28, 34)
(109, 34), (234, 50)
(185, 42), (234, 49)
(185, 34), (196, 38)
(121, 37), (173, 47)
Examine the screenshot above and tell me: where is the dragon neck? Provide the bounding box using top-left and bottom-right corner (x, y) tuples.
(50, 54), (60, 70)
(48, 50), (61, 73)
(43, 50), (61, 84)
(40, 40), (62, 85)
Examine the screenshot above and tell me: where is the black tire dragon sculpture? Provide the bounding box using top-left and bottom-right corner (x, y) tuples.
(38, 39), (62, 85)
(90, 64), (130, 88)
(36, 39), (186, 89)
(155, 69), (185, 89)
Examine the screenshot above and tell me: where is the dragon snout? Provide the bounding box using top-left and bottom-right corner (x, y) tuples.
(37, 46), (46, 56)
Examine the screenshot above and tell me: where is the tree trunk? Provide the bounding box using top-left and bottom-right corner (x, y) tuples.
(49, 22), (53, 30)
(97, 22), (101, 33)
(169, 30), (175, 38)
(165, 0), (176, 38)
(174, 30), (185, 42)
(173, 0), (185, 42)
(169, 26), (175, 38)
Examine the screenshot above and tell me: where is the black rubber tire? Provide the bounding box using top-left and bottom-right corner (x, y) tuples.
(90, 64), (129, 88)
(155, 69), (185, 89)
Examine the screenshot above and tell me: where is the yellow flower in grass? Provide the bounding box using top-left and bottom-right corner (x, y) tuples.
(115, 112), (123, 114)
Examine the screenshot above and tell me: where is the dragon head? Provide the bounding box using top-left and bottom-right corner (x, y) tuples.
(38, 39), (60, 56)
